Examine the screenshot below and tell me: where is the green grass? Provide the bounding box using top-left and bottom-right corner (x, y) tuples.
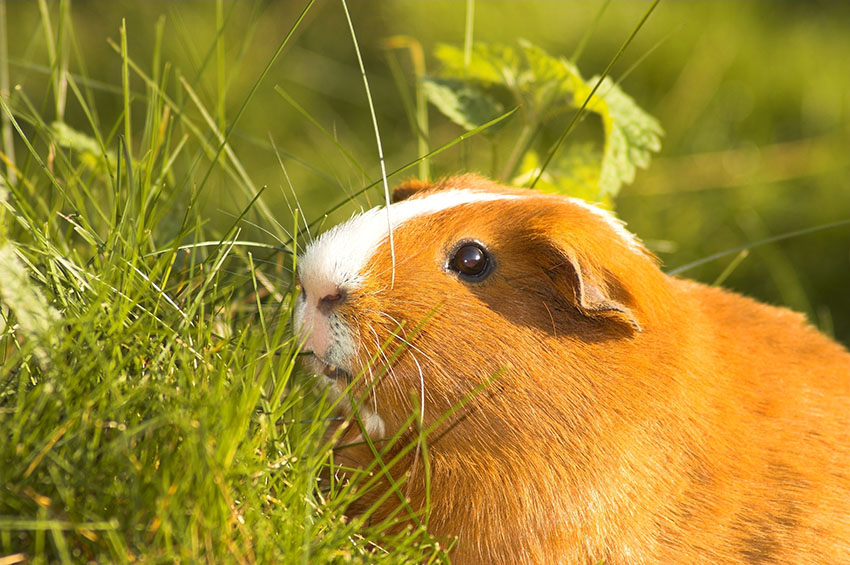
(1, 1), (848, 562)
(0, 1), (449, 562)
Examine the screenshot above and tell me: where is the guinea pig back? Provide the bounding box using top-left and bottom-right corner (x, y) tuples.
(294, 174), (850, 564)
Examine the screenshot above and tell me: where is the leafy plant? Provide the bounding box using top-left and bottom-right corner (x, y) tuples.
(423, 40), (663, 204)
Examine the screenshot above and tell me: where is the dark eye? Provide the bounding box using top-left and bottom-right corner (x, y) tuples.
(449, 242), (492, 280)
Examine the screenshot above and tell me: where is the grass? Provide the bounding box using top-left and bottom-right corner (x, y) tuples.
(0, 1), (450, 562)
(1, 0), (848, 562)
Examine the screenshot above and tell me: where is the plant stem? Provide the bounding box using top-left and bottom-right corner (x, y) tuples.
(0, 0), (16, 186)
(216, 0), (226, 132)
(121, 18), (132, 159)
(463, 0), (475, 69)
(412, 43), (429, 181)
(341, 0), (395, 285)
(500, 121), (537, 183)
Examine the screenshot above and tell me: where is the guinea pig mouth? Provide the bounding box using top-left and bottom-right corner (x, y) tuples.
(309, 354), (352, 383)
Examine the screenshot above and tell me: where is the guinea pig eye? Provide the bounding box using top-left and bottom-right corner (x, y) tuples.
(449, 242), (492, 280)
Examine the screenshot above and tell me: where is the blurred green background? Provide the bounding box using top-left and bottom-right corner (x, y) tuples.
(3, 0), (848, 344)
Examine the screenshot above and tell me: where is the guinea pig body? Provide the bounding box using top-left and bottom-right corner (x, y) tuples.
(294, 175), (850, 564)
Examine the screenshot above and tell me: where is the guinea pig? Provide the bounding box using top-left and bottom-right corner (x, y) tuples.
(293, 174), (850, 564)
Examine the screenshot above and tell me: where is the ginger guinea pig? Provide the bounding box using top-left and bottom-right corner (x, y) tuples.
(293, 174), (850, 564)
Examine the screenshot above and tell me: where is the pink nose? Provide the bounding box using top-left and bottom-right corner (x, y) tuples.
(317, 289), (346, 312)
(300, 274), (348, 311)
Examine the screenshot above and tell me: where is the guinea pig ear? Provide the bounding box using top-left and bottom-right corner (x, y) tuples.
(550, 252), (642, 333)
(392, 179), (434, 202)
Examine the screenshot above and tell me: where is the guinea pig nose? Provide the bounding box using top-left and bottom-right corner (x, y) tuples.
(318, 289), (346, 312)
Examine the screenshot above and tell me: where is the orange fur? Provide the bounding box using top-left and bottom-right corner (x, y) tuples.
(319, 175), (850, 563)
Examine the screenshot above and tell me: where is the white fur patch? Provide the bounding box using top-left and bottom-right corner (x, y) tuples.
(298, 189), (518, 293)
(316, 372), (386, 437)
(566, 197), (643, 253)
(361, 409), (386, 437)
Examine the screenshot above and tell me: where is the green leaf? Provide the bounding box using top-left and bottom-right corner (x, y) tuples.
(421, 77), (505, 132)
(433, 43), (518, 85)
(516, 41), (585, 113)
(589, 75), (663, 198)
(428, 40), (663, 199)
(513, 145), (610, 206)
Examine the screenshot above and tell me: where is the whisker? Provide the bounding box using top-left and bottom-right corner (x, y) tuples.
(268, 131), (312, 249)
(376, 311), (439, 367)
(405, 348), (426, 502)
(368, 324), (396, 415)
(219, 210), (295, 246)
(362, 254), (418, 282)
(247, 257), (296, 274)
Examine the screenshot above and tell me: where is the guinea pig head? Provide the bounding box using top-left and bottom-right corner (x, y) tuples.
(293, 176), (667, 443)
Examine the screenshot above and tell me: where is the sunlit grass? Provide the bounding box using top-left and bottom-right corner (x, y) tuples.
(0, 1), (447, 561)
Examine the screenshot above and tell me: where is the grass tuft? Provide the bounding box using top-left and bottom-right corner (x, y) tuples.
(0, 2), (447, 562)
